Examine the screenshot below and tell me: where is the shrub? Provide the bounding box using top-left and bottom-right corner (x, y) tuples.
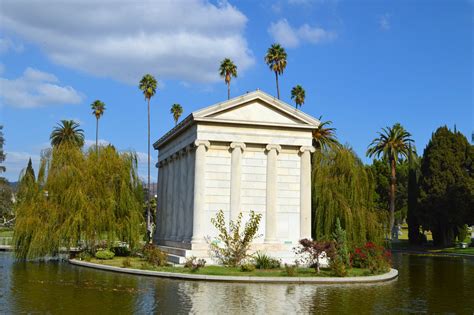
(240, 263), (256, 272)
(253, 251), (281, 269)
(122, 257), (132, 268)
(351, 242), (391, 274)
(95, 249), (115, 260)
(458, 224), (470, 243)
(142, 244), (167, 266)
(78, 251), (92, 262)
(295, 239), (335, 273)
(330, 218), (349, 277)
(112, 246), (131, 257)
(208, 210), (262, 267)
(184, 256), (206, 272)
(284, 264), (297, 277)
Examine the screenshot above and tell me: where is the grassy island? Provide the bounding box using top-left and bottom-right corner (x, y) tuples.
(84, 256), (381, 278)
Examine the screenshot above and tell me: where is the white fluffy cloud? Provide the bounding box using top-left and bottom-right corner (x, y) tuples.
(0, 0), (254, 84)
(268, 19), (336, 48)
(0, 67), (83, 108)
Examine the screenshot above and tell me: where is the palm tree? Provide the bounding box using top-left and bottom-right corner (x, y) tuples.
(312, 117), (340, 150)
(291, 85), (305, 109)
(219, 58), (238, 100)
(91, 100), (106, 152)
(50, 120), (84, 148)
(367, 123), (413, 239)
(139, 74), (157, 243)
(170, 103), (183, 126)
(264, 43), (287, 99)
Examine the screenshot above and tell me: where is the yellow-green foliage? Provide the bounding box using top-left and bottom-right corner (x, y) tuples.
(14, 144), (144, 259)
(312, 147), (386, 247)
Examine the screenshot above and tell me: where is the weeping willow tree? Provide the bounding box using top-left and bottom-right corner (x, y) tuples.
(14, 144), (144, 259)
(312, 146), (386, 247)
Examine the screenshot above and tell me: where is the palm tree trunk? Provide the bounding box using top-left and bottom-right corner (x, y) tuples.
(275, 71), (280, 99)
(389, 158), (396, 239)
(95, 117), (99, 154)
(227, 82), (230, 100)
(147, 98), (152, 243)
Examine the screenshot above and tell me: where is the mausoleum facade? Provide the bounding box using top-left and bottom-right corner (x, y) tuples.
(153, 90), (319, 263)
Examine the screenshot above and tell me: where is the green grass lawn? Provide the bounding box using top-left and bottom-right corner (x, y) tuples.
(434, 247), (474, 255)
(398, 224), (433, 241)
(86, 257), (376, 277)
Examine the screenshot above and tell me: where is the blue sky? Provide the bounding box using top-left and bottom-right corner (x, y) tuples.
(0, 0), (472, 182)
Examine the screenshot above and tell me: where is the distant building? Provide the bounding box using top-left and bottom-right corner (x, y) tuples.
(153, 90), (320, 263)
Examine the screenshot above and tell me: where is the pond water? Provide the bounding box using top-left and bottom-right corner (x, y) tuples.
(1, 252), (473, 314)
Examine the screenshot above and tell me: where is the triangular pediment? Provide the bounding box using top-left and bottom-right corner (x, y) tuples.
(192, 90), (319, 128)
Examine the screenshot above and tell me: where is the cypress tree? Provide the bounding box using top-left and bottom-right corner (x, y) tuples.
(418, 126), (474, 246)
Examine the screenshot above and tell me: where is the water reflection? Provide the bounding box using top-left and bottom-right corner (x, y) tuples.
(1, 252), (473, 314)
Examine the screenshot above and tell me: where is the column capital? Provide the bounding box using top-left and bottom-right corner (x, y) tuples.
(299, 146), (315, 154)
(230, 142), (246, 152)
(265, 144), (282, 154)
(194, 140), (210, 150)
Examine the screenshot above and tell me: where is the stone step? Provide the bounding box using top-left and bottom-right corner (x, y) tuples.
(157, 245), (188, 257)
(166, 253), (187, 264)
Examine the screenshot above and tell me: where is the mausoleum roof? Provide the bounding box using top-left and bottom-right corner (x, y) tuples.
(154, 89), (320, 149)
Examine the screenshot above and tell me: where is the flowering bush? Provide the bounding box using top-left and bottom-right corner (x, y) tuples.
(351, 242), (391, 274)
(295, 239), (335, 273)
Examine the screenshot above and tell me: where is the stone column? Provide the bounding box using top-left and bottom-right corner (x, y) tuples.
(165, 156), (174, 240)
(191, 140), (210, 244)
(159, 160), (168, 241)
(177, 149), (187, 241)
(265, 144), (281, 243)
(184, 145), (195, 243)
(171, 152), (181, 241)
(299, 146), (315, 239)
(229, 142), (246, 222)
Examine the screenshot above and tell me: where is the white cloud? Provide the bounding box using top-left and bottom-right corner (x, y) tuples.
(2, 151), (41, 182)
(378, 13), (391, 31)
(84, 139), (109, 149)
(268, 19), (336, 48)
(0, 0), (254, 84)
(0, 37), (24, 54)
(0, 67), (84, 108)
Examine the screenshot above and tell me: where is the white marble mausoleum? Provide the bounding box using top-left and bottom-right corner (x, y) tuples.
(153, 90), (319, 263)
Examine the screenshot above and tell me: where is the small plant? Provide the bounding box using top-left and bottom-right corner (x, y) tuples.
(95, 249), (115, 260)
(240, 263), (256, 272)
(284, 263), (297, 276)
(253, 251), (281, 269)
(208, 210), (262, 267)
(184, 256), (206, 272)
(122, 257), (132, 268)
(142, 244), (168, 267)
(330, 218), (349, 277)
(295, 239), (335, 273)
(78, 251), (92, 262)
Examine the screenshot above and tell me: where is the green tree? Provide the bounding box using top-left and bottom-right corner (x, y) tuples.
(170, 103), (183, 126)
(369, 158), (409, 222)
(264, 43), (287, 99)
(312, 117), (340, 150)
(91, 100), (106, 152)
(406, 147), (423, 244)
(418, 126), (474, 246)
(219, 58), (238, 100)
(50, 120), (85, 148)
(312, 146), (385, 247)
(367, 123), (413, 238)
(290, 85), (305, 109)
(14, 144), (144, 259)
(139, 74), (157, 243)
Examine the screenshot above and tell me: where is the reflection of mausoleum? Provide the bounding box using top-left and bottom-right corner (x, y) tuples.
(153, 90), (319, 263)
